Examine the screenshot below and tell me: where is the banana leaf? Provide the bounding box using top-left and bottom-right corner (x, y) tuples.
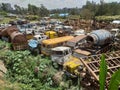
(108, 69), (120, 90)
(99, 54), (108, 90)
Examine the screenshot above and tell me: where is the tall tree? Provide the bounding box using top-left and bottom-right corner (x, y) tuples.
(80, 8), (94, 19)
(14, 4), (22, 14)
(39, 4), (49, 17)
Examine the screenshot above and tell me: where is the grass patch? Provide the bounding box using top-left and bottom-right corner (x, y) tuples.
(0, 17), (16, 24)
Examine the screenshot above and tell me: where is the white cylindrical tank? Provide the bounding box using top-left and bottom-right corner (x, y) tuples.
(87, 30), (113, 45)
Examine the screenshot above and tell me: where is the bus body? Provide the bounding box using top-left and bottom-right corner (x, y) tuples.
(41, 36), (74, 56)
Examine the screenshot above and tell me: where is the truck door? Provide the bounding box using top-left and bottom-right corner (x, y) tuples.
(64, 49), (71, 63)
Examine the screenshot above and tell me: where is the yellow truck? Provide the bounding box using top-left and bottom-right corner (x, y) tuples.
(45, 31), (57, 39)
(51, 46), (72, 68)
(63, 49), (91, 78)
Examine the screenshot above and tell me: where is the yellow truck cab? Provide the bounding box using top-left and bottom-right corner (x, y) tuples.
(45, 31), (57, 39)
(63, 49), (91, 77)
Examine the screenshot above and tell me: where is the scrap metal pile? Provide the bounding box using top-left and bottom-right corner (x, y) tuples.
(79, 50), (120, 89)
(0, 17), (120, 89)
(64, 19), (120, 32)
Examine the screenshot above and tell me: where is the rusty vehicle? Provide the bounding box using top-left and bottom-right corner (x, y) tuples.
(63, 30), (117, 79)
(1, 26), (19, 42)
(57, 26), (73, 37)
(63, 46), (120, 89)
(41, 36), (74, 56)
(0, 26), (28, 50)
(51, 46), (72, 67)
(10, 31), (28, 50)
(66, 35), (87, 50)
(63, 49), (91, 78)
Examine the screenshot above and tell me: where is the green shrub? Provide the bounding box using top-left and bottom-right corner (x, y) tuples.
(25, 15), (39, 20)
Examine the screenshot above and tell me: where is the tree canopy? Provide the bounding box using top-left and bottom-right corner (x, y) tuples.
(0, 1), (120, 19)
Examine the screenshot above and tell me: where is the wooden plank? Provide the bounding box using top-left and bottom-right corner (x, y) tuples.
(80, 58), (99, 81)
(87, 57), (120, 64)
(94, 65), (120, 73)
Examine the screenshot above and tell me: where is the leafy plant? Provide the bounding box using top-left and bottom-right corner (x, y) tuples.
(108, 69), (120, 90)
(99, 54), (120, 90)
(0, 47), (59, 89)
(99, 54), (107, 90)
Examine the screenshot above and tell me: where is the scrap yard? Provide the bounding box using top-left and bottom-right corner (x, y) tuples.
(0, 0), (120, 90)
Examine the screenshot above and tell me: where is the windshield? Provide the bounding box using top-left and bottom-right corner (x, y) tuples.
(52, 51), (63, 56)
(111, 31), (116, 35)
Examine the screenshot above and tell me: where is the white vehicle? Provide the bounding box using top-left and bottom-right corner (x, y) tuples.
(111, 28), (120, 37)
(51, 46), (72, 65)
(111, 28), (120, 42)
(63, 26), (73, 30)
(112, 20), (120, 24)
(33, 34), (47, 44)
(54, 25), (63, 32)
(66, 35), (87, 50)
(74, 29), (85, 36)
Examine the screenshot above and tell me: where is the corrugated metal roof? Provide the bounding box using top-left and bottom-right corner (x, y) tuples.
(67, 35), (87, 43)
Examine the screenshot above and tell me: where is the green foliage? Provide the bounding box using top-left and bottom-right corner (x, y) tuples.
(25, 15), (39, 20)
(0, 11), (7, 16)
(0, 40), (6, 49)
(28, 4), (49, 17)
(81, 1), (120, 19)
(99, 54), (107, 90)
(96, 15), (120, 21)
(69, 7), (80, 15)
(80, 8), (94, 20)
(0, 40), (64, 90)
(68, 15), (80, 19)
(0, 49), (58, 89)
(108, 69), (120, 90)
(99, 54), (120, 90)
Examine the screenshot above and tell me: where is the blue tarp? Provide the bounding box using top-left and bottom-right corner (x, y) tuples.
(50, 13), (69, 17)
(28, 39), (38, 48)
(59, 13), (69, 17)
